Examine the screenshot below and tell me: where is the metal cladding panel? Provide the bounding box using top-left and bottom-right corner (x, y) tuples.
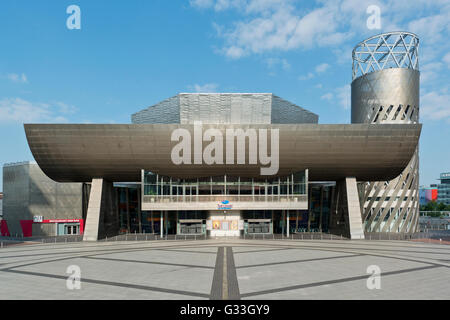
(131, 95), (180, 124)
(130, 93), (318, 125)
(25, 123), (421, 183)
(180, 93), (272, 124)
(351, 34), (421, 233)
(271, 95), (318, 124)
(352, 69), (419, 124)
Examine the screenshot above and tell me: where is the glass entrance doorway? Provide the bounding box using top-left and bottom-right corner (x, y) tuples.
(64, 224), (79, 235)
(207, 211), (242, 237)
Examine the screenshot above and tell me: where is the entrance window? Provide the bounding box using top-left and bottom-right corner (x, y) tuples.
(64, 224), (79, 235)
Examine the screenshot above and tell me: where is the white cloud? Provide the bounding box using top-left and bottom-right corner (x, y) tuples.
(298, 72), (314, 81)
(7, 73), (28, 84)
(421, 62), (443, 84)
(336, 85), (351, 109)
(192, 0), (450, 69)
(189, 0), (214, 9)
(443, 52), (450, 68)
(299, 62), (330, 80)
(0, 98), (74, 123)
(208, 1), (352, 58)
(321, 92), (333, 100)
(315, 63), (330, 73)
(421, 91), (450, 122)
(265, 57), (291, 71)
(320, 85), (350, 109)
(188, 83), (219, 92)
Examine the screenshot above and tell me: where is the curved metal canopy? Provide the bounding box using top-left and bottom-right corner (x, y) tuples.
(24, 123), (421, 182)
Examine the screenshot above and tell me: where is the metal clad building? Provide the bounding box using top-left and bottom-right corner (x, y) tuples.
(2, 162), (84, 237)
(351, 32), (420, 233)
(1, 31), (423, 241)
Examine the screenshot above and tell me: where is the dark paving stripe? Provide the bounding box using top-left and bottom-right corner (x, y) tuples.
(2, 269), (209, 299)
(240, 265), (441, 298)
(233, 248), (296, 254)
(0, 244), (219, 270)
(210, 246), (224, 300)
(154, 248), (217, 255)
(224, 242), (449, 267)
(227, 241), (450, 255)
(0, 242), (218, 263)
(226, 247), (240, 300)
(0, 243), (218, 260)
(236, 254), (364, 269)
(83, 256), (214, 269)
(0, 256), (87, 271)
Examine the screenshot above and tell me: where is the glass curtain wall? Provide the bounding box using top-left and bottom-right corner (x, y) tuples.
(142, 170), (307, 201)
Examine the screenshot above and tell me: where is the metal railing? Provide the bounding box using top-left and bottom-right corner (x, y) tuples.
(142, 194), (307, 203)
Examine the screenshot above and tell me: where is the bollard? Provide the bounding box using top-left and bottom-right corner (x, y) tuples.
(1, 242), (2, 249)
(340, 234), (342, 240)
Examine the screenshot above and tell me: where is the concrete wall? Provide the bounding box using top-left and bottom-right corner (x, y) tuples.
(3, 162), (83, 236)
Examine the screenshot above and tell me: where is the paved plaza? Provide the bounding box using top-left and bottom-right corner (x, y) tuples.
(0, 239), (449, 299)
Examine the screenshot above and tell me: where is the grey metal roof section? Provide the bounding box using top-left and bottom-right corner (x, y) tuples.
(131, 93), (318, 124)
(24, 123), (421, 183)
(131, 95), (180, 124)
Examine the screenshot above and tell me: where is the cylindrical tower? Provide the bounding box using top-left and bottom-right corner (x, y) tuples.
(351, 31), (420, 233)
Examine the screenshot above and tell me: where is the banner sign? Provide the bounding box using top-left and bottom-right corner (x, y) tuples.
(217, 200), (232, 210)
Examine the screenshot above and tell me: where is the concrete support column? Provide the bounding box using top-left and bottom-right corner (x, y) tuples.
(345, 177), (365, 239)
(83, 178), (104, 241)
(83, 178), (118, 241)
(160, 211), (164, 238)
(286, 211), (290, 237)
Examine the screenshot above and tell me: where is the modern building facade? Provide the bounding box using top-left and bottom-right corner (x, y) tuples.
(1, 162), (85, 237)
(420, 186), (438, 205)
(351, 32), (420, 233)
(437, 173), (450, 205)
(1, 32), (423, 240)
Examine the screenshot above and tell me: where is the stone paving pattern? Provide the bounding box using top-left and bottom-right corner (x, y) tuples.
(0, 239), (449, 299)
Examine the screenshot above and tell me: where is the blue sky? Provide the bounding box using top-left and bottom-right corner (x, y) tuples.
(0, 0), (449, 190)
